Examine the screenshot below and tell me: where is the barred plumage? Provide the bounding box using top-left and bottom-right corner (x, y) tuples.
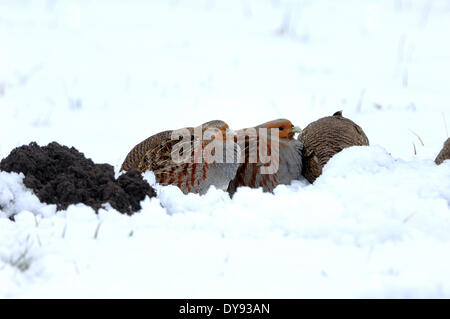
(227, 119), (303, 196)
(435, 138), (450, 165)
(121, 120), (240, 195)
(299, 111), (369, 183)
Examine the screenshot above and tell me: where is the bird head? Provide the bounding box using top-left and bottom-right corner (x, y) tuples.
(257, 119), (302, 140)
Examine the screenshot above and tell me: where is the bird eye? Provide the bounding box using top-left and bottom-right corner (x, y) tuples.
(279, 126), (284, 130)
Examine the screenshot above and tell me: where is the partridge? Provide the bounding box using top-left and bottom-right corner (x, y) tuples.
(227, 119), (303, 196)
(299, 110), (369, 183)
(435, 138), (450, 165)
(120, 130), (172, 172)
(121, 120), (240, 195)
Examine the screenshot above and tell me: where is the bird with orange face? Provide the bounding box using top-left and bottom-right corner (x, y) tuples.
(227, 119), (303, 195)
(121, 120), (240, 195)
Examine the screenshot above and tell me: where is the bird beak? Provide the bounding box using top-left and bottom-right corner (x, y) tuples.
(292, 126), (302, 134)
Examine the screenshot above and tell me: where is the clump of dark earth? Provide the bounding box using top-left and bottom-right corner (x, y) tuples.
(0, 142), (156, 215)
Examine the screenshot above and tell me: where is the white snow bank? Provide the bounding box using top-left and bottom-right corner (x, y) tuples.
(1, 146), (449, 298)
(0, 172), (56, 219)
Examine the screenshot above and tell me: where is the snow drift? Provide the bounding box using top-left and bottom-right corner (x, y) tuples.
(1, 145), (449, 298)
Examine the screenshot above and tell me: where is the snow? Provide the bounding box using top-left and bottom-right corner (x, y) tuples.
(1, 0), (450, 298)
(0, 172), (56, 219)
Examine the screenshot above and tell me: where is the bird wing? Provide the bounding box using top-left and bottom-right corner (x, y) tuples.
(138, 134), (211, 193)
(120, 130), (172, 172)
(227, 135), (282, 195)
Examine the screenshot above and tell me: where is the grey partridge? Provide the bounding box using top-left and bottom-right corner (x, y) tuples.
(121, 120), (240, 195)
(227, 119), (303, 196)
(299, 110), (369, 183)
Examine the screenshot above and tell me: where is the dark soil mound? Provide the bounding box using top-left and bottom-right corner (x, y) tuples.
(0, 142), (156, 215)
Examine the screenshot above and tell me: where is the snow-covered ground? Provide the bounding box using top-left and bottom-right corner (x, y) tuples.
(1, 0), (449, 298)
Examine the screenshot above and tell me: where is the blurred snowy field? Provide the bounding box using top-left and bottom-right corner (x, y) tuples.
(0, 0), (449, 298)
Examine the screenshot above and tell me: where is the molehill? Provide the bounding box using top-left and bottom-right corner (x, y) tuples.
(0, 142), (156, 215)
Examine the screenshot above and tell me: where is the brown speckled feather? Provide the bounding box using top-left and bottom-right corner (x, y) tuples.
(299, 111), (369, 183)
(121, 120), (240, 195)
(120, 130), (173, 172)
(435, 138), (450, 165)
(227, 119), (303, 196)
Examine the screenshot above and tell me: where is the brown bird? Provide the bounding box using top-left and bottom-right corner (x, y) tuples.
(435, 138), (450, 165)
(120, 130), (172, 172)
(299, 110), (369, 183)
(227, 119), (303, 196)
(121, 120), (240, 195)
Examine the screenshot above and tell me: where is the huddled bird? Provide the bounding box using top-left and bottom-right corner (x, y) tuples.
(227, 119), (303, 196)
(435, 138), (450, 165)
(121, 120), (240, 195)
(298, 110), (370, 183)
